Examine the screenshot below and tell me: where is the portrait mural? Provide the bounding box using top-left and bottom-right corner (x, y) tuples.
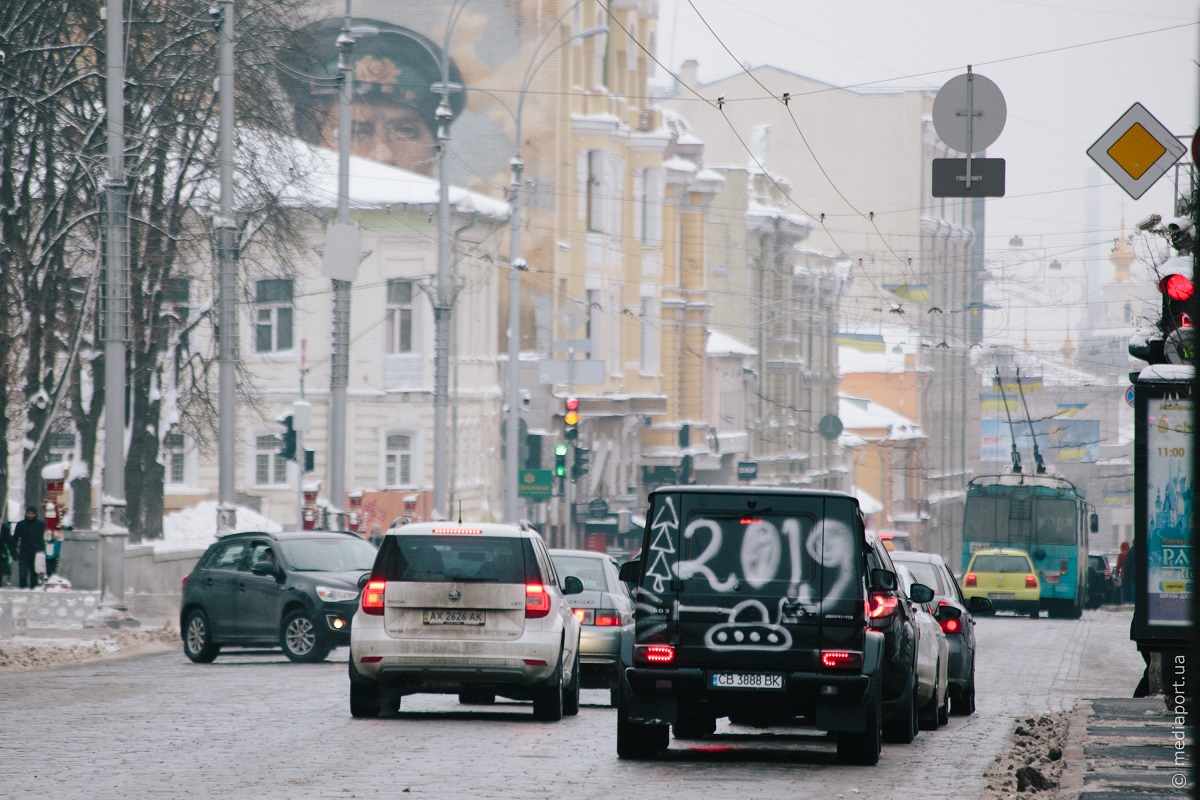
(278, 19), (467, 177)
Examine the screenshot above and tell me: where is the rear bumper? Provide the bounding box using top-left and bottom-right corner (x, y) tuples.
(623, 666), (872, 731)
(579, 626), (622, 667)
(350, 620), (562, 688)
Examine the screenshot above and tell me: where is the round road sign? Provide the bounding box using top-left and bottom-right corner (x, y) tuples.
(932, 72), (1007, 154)
(818, 414), (844, 442)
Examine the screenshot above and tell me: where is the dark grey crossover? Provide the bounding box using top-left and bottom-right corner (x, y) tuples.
(181, 530), (377, 663)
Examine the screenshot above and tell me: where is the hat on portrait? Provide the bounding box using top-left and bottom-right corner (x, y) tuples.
(278, 19), (466, 145)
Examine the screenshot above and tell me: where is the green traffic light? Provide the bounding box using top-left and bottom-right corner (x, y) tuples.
(554, 444), (568, 456)
(555, 465), (566, 477)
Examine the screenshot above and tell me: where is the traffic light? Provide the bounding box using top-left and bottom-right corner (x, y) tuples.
(571, 446), (590, 480)
(1158, 258), (1194, 364)
(563, 397), (580, 442)
(554, 444), (568, 477)
(279, 415), (297, 461)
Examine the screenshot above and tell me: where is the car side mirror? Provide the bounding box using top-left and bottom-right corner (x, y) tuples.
(870, 568), (897, 592)
(936, 604), (962, 621)
(909, 582), (934, 604)
(251, 561), (281, 579)
(1090, 513), (1099, 533)
(618, 559), (641, 584)
(563, 575), (584, 596)
(357, 572), (372, 590)
(968, 596), (992, 613)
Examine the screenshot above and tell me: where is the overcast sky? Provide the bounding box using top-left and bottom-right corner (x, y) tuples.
(653, 0), (1198, 349)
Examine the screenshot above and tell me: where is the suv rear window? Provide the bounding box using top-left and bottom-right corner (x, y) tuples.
(972, 554), (1032, 572)
(377, 535), (530, 583)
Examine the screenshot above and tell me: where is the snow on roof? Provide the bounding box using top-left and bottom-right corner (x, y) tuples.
(278, 139), (509, 221)
(663, 156), (698, 173)
(839, 394), (923, 439)
(855, 488), (883, 514)
(707, 328), (756, 356)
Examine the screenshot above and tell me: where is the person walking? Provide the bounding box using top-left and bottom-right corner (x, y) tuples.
(0, 517), (13, 587)
(14, 506), (47, 589)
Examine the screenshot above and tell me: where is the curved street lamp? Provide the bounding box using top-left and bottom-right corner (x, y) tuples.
(504, 20), (608, 524)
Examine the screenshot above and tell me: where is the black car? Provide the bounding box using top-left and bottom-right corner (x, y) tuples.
(1086, 553), (1119, 609)
(617, 486), (889, 765)
(889, 550), (990, 716)
(181, 530), (378, 663)
(864, 533), (934, 744)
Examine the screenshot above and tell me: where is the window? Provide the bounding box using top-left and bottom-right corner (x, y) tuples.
(386, 280), (414, 353)
(587, 151), (605, 233)
(384, 433), (413, 487)
(47, 432), (76, 465)
(206, 540), (247, 571)
(640, 296), (660, 374)
(254, 278), (294, 354)
(633, 168), (663, 245)
(255, 434), (289, 486)
(586, 289), (603, 360)
(163, 428), (186, 485)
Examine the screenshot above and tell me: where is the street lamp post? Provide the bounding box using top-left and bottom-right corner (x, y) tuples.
(502, 16), (608, 524)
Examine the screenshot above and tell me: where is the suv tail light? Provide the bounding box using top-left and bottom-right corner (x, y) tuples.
(964, 573), (977, 587)
(181, 575), (189, 590)
(525, 583), (551, 618)
(361, 579), (386, 616)
(939, 616), (962, 634)
(820, 650), (862, 669)
(1025, 574), (1038, 588)
(634, 644), (675, 665)
(868, 592), (899, 620)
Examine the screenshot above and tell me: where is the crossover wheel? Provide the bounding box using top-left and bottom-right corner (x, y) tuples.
(837, 672), (881, 766)
(563, 649), (581, 716)
(616, 683), (663, 760)
(938, 682), (951, 726)
(281, 610), (331, 663)
(183, 609), (220, 663)
(348, 660), (381, 718)
(883, 667), (918, 744)
(532, 651), (564, 721)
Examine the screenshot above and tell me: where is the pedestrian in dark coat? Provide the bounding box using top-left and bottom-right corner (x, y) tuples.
(0, 519), (13, 586)
(14, 506), (46, 589)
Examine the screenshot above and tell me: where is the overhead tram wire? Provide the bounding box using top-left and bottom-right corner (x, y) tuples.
(601, 4), (902, 311)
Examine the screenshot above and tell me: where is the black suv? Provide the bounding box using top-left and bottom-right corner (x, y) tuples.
(616, 486), (890, 765)
(181, 530), (378, 663)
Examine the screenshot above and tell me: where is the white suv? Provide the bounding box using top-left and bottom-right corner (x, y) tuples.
(348, 522), (584, 721)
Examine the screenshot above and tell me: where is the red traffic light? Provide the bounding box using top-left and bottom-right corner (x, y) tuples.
(564, 397), (580, 426)
(1161, 273), (1194, 302)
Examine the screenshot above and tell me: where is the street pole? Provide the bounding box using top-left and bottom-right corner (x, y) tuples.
(328, 0), (356, 531)
(215, 0), (238, 533)
(503, 16), (608, 524)
(88, 0), (134, 627)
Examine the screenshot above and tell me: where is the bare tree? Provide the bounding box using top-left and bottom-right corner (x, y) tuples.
(2, 0), (316, 539)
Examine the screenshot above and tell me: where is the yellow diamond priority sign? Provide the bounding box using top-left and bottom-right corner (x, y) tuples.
(1088, 103), (1185, 199)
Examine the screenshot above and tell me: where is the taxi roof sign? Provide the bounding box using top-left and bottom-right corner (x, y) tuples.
(1088, 102), (1185, 200)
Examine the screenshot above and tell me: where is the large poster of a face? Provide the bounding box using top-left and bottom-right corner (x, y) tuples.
(278, 20), (466, 177)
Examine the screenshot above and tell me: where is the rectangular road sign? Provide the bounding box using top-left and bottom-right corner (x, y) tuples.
(932, 158), (1005, 197)
(518, 469), (554, 500)
(1088, 102), (1186, 200)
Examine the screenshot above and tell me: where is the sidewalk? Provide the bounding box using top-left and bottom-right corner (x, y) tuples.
(1067, 695), (1191, 799)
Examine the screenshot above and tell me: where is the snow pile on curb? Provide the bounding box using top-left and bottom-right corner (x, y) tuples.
(0, 625), (178, 671)
(982, 710), (1071, 796)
